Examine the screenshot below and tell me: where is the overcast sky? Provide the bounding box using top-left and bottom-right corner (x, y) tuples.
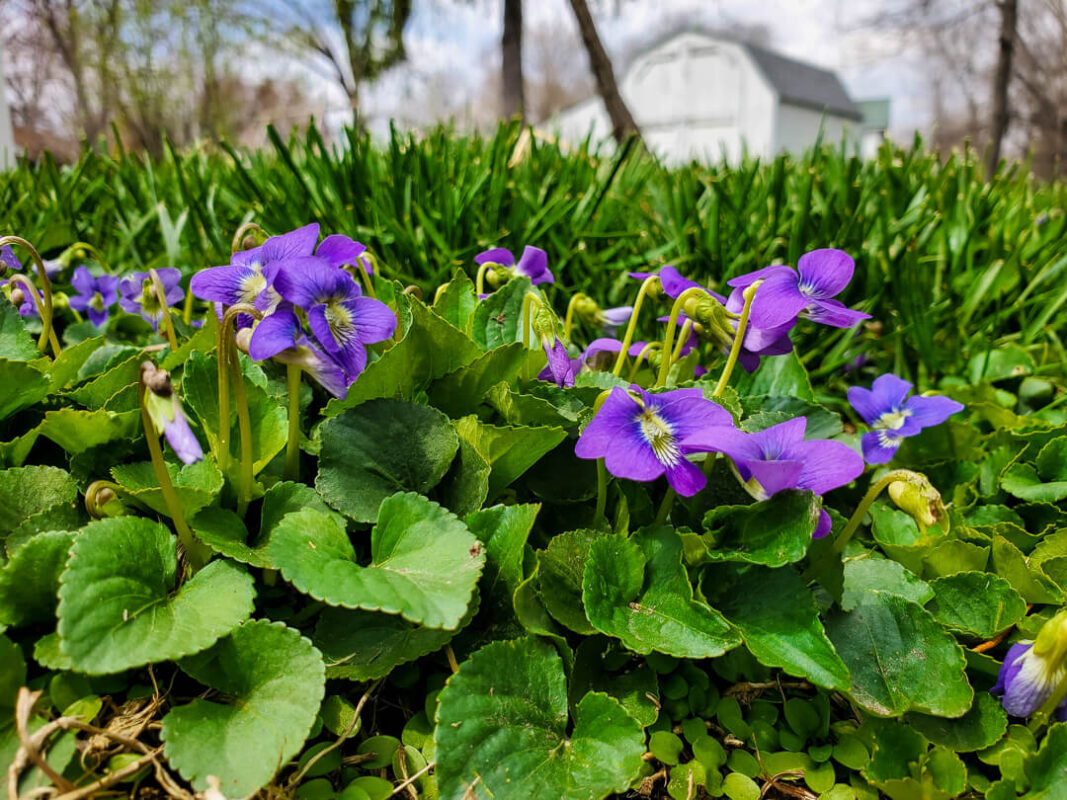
(343, 0), (936, 138)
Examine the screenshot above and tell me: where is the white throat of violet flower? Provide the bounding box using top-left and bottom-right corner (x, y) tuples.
(325, 299), (355, 344)
(239, 268), (268, 304)
(874, 408), (910, 448)
(637, 406), (681, 466)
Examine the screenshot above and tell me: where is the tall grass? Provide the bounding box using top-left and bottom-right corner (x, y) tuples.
(1, 122), (1064, 386)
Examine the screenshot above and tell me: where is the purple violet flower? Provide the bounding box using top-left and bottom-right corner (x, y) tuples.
(847, 373), (964, 464)
(190, 223), (320, 317)
(728, 249), (870, 330)
(575, 385), (735, 496)
(248, 304), (350, 397)
(1, 245), (21, 274)
(541, 338), (577, 388)
(991, 641), (1067, 719)
(142, 364), (203, 465)
(270, 259), (396, 380)
(630, 265), (724, 302)
(598, 305), (633, 336)
(475, 245), (553, 285)
(68, 266), (120, 326)
(688, 416), (864, 538)
(118, 268), (185, 330)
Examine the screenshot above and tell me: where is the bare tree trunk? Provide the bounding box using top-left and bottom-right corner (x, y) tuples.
(566, 0), (641, 145)
(501, 0), (524, 121)
(988, 0), (1018, 175)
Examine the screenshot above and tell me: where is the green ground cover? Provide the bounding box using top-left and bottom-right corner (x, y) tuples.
(0, 127), (1065, 799)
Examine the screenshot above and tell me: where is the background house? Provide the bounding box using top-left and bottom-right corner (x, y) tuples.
(551, 29), (888, 164)
(0, 38), (17, 167)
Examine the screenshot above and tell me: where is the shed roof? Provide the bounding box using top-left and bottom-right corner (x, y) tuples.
(740, 42), (862, 121)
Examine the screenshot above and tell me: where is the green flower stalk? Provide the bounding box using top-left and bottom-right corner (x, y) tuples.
(139, 362), (209, 573)
(0, 235), (60, 357)
(220, 303), (264, 517)
(612, 274), (660, 377)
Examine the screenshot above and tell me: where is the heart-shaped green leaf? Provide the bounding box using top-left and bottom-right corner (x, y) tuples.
(825, 591), (973, 718)
(316, 399), (459, 522)
(270, 492), (483, 629)
(926, 572), (1026, 638)
(435, 637), (644, 800)
(712, 565), (850, 691)
(701, 490), (821, 567)
(0, 530), (76, 626)
(583, 526), (740, 658)
(57, 517), (255, 674)
(161, 620), (325, 797)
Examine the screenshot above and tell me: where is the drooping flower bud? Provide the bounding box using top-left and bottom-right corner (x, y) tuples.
(993, 610), (1067, 719)
(887, 476), (942, 534)
(141, 361), (204, 465)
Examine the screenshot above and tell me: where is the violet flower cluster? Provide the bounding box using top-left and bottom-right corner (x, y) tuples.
(191, 224), (397, 397)
(576, 386), (863, 535)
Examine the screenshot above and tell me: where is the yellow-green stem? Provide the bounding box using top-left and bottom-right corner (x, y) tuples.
(564, 293), (588, 340)
(713, 280), (762, 397)
(612, 275), (660, 377)
(671, 319), (693, 363)
(84, 480), (125, 519)
(215, 313), (232, 473)
(358, 266), (377, 299)
(654, 487), (677, 525)
(138, 380), (207, 573)
(7, 274), (61, 356)
(231, 222), (267, 254)
(656, 287), (707, 387)
(475, 262), (492, 296)
(521, 292), (543, 349)
(220, 304), (263, 517)
(182, 287), (195, 325)
(627, 341), (661, 382)
(833, 469), (914, 555)
(1029, 675), (1067, 734)
(147, 268), (179, 351)
(595, 459), (609, 523)
(285, 364), (302, 481)
(0, 236), (59, 357)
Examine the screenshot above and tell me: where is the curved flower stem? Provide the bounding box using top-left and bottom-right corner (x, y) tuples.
(358, 266), (377, 299)
(594, 460), (609, 523)
(6, 274), (61, 356)
(147, 268), (179, 351)
(84, 480), (126, 519)
(231, 222), (267, 254)
(713, 280), (761, 397)
(475, 262), (492, 296)
(0, 235), (59, 357)
(671, 319), (694, 363)
(138, 377), (208, 574)
(832, 469), (915, 555)
(654, 487), (676, 526)
(1029, 675), (1067, 734)
(657, 287), (707, 387)
(520, 292), (543, 349)
(220, 304), (263, 517)
(564, 293), (588, 340)
(612, 275), (660, 377)
(285, 364), (302, 481)
(627, 341), (661, 382)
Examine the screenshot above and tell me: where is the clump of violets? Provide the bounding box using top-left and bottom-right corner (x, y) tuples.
(246, 306), (349, 397)
(992, 610), (1067, 720)
(575, 385), (735, 496)
(141, 361), (203, 465)
(847, 373), (964, 463)
(729, 248), (870, 330)
(68, 266), (119, 326)
(476, 245), (553, 287)
(119, 268), (184, 330)
(688, 416), (865, 537)
(190, 223), (368, 323)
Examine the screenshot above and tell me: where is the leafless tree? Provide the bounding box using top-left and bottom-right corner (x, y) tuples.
(567, 0), (641, 145)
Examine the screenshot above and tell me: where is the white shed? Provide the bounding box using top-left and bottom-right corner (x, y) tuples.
(0, 38), (17, 168)
(550, 30), (866, 165)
